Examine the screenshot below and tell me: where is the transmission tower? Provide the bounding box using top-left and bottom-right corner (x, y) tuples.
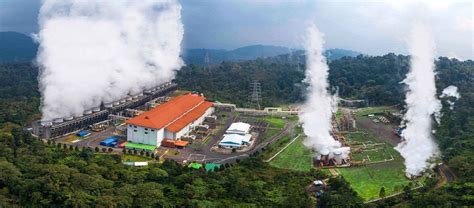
(203, 51), (211, 67)
(249, 80), (262, 110)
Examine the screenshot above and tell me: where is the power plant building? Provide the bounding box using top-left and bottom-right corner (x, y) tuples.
(218, 122), (253, 149)
(126, 94), (214, 147)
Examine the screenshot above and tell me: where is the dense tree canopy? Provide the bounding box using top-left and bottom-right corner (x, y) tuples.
(0, 55), (473, 207)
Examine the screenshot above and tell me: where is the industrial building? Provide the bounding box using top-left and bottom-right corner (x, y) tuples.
(126, 93), (214, 148)
(32, 82), (177, 139)
(218, 122), (253, 149)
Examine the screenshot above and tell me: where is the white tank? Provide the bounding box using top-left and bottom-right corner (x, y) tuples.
(41, 121), (53, 126)
(333, 151), (343, 165)
(138, 92), (144, 97)
(113, 101), (120, 106)
(53, 118), (63, 124)
(126, 96), (133, 101)
(120, 99), (126, 103)
(65, 116), (74, 121)
(132, 95), (139, 99)
(84, 110), (92, 115)
(104, 102), (113, 108)
(74, 113), (83, 119)
(92, 107), (101, 112)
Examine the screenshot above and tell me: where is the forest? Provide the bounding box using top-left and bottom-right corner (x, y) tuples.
(0, 55), (473, 206)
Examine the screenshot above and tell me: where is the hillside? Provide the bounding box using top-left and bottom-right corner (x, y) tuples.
(0, 32), (38, 62)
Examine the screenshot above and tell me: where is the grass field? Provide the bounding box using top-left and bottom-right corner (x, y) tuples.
(269, 136), (313, 172)
(337, 162), (411, 201)
(345, 131), (402, 163)
(337, 127), (411, 201)
(264, 117), (286, 128)
(122, 154), (149, 162)
(355, 106), (397, 117)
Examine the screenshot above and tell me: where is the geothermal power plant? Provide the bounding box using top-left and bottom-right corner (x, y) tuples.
(32, 82), (177, 139)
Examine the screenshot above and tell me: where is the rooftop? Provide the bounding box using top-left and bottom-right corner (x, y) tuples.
(125, 142), (157, 151)
(126, 94), (213, 132)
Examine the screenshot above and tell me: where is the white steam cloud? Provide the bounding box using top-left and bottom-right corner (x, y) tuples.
(299, 24), (346, 157)
(395, 22), (441, 176)
(440, 85), (461, 110)
(37, 0), (184, 121)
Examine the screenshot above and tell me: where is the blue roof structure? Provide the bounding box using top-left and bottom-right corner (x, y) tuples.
(76, 131), (90, 137)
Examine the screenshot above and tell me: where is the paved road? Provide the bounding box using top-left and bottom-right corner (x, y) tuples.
(439, 163), (456, 183)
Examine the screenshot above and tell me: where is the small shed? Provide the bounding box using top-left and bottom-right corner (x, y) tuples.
(188, 162), (203, 170)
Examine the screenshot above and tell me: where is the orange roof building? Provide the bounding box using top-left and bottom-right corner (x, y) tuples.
(126, 94), (214, 147)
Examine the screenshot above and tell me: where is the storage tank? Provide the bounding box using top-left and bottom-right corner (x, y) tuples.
(65, 116), (74, 121)
(126, 96), (133, 101)
(92, 107), (101, 112)
(53, 118), (63, 124)
(73, 113), (83, 119)
(113, 101), (120, 106)
(84, 110), (93, 115)
(333, 150), (343, 165)
(41, 120), (53, 126)
(104, 102), (113, 108)
(320, 149), (330, 165)
(120, 99), (126, 103)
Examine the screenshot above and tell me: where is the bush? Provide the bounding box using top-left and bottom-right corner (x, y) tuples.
(108, 148), (113, 153)
(102, 147), (107, 152)
(95, 147), (100, 152)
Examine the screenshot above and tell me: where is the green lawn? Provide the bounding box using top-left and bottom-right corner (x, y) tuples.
(344, 131), (402, 163)
(122, 154), (149, 162)
(264, 117), (286, 128)
(337, 162), (411, 201)
(269, 136), (313, 172)
(355, 106), (397, 117)
(261, 133), (291, 159)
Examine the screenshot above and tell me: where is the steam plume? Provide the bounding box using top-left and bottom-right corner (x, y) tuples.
(37, 0), (184, 121)
(299, 24), (344, 156)
(396, 22), (441, 176)
(440, 85), (460, 110)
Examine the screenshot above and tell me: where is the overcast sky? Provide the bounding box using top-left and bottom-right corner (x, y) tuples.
(0, 0), (472, 59)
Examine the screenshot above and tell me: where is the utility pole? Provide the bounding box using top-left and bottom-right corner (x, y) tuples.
(249, 80), (262, 110)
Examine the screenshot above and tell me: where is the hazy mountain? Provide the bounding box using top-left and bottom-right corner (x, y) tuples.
(0, 32), (361, 64)
(0, 32), (38, 62)
(183, 45), (361, 65)
(182, 45), (295, 65)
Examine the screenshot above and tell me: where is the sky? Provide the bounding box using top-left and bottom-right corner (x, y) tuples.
(0, 0), (473, 59)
